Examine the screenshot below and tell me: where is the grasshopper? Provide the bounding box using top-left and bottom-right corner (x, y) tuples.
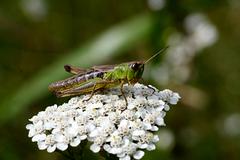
(48, 47), (168, 105)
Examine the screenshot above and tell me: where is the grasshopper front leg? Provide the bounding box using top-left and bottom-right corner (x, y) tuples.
(140, 78), (156, 94)
(120, 80), (128, 106)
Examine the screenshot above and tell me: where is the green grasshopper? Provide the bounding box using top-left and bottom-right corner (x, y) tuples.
(48, 47), (168, 105)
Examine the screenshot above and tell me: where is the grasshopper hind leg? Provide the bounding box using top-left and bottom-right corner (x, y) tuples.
(83, 80), (115, 102)
(83, 83), (98, 102)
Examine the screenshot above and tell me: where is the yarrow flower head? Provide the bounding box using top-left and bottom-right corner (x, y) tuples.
(26, 83), (180, 159)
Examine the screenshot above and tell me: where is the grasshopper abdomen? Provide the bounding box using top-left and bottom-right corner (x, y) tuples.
(48, 71), (105, 92)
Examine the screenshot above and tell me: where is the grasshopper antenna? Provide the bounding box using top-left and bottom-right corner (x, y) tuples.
(144, 46), (169, 64)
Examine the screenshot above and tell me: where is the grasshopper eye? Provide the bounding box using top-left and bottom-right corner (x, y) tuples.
(130, 63), (141, 71)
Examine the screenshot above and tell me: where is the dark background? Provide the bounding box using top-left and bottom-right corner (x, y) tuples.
(1, 0), (240, 160)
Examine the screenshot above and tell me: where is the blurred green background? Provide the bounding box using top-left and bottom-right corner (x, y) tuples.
(1, 0), (240, 160)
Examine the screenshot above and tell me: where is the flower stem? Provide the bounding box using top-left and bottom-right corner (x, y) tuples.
(57, 150), (75, 160)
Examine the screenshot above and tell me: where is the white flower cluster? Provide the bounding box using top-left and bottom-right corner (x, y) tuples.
(26, 83), (180, 160)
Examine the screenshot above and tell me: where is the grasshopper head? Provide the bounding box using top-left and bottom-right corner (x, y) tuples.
(128, 61), (144, 84)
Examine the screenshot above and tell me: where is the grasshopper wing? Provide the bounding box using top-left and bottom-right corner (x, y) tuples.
(64, 64), (115, 75)
(92, 64), (115, 72)
(64, 64), (93, 75)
